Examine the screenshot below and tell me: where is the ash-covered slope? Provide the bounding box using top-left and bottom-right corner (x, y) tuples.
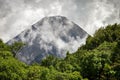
(7, 16), (88, 64)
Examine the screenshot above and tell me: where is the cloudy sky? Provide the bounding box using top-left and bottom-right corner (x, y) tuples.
(0, 0), (120, 42)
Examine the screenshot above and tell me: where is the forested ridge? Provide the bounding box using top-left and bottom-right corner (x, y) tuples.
(0, 23), (120, 80)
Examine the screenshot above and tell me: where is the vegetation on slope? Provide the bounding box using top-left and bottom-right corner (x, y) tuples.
(0, 23), (120, 80)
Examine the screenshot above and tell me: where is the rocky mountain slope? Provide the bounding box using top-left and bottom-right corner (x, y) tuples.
(7, 16), (88, 64)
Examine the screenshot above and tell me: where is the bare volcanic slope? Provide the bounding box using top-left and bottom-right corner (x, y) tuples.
(7, 16), (88, 64)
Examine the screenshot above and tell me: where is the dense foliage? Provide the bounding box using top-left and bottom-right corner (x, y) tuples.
(0, 23), (120, 80)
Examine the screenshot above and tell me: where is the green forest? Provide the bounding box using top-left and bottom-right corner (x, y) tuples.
(0, 23), (120, 80)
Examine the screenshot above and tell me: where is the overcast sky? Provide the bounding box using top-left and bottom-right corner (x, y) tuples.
(0, 0), (120, 42)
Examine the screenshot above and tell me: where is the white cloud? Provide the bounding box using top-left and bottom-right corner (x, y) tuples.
(0, 0), (120, 42)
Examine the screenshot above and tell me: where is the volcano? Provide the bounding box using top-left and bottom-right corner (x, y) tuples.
(7, 16), (88, 64)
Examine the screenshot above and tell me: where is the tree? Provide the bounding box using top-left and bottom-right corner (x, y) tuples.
(0, 51), (27, 80)
(10, 42), (25, 57)
(80, 42), (116, 80)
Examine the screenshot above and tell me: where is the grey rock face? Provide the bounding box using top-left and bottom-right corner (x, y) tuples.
(7, 16), (88, 64)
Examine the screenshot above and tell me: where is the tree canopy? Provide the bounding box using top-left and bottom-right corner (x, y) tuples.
(0, 23), (120, 80)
